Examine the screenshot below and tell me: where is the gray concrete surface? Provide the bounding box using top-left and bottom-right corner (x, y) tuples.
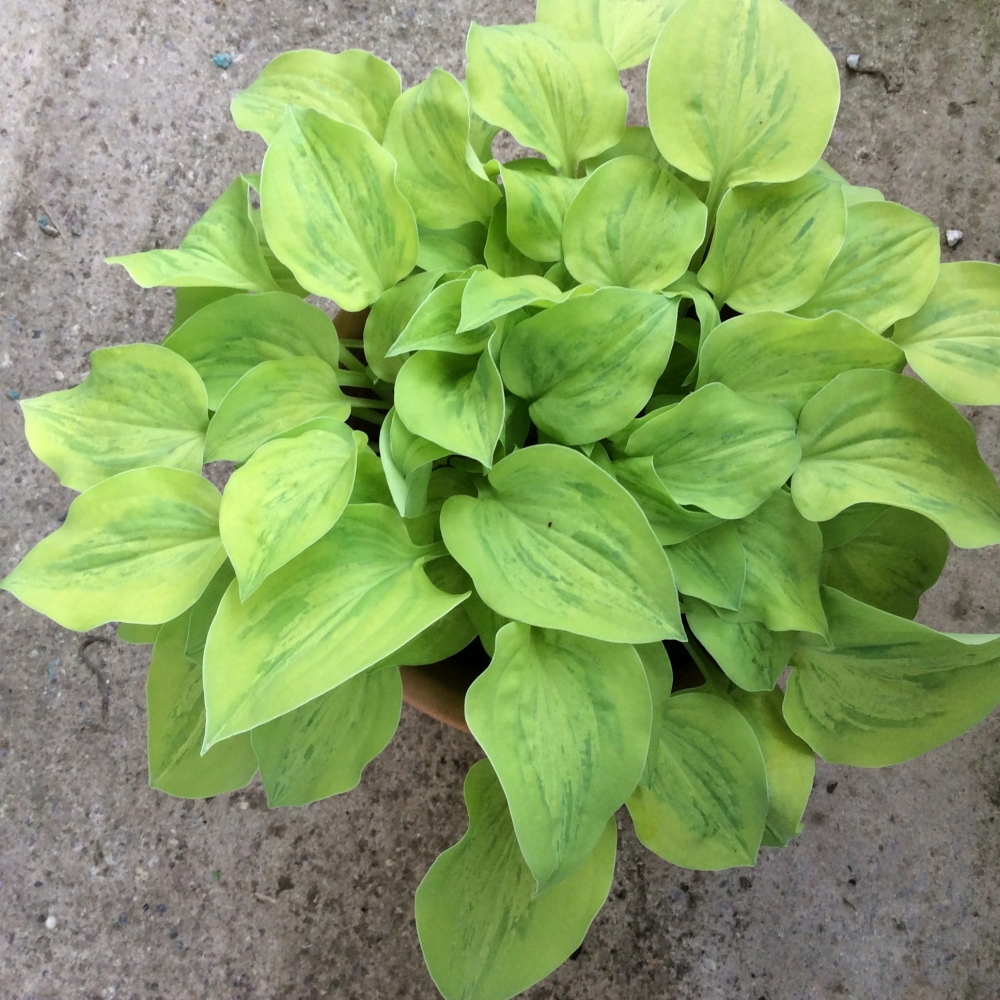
(2, 0), (1000, 997)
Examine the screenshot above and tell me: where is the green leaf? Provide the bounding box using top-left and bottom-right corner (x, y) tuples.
(440, 444), (683, 643)
(231, 48), (400, 143)
(563, 156), (707, 291)
(117, 622), (161, 645)
(350, 432), (395, 507)
(719, 489), (827, 635)
(202, 504), (467, 746)
(364, 270), (441, 383)
(810, 159), (885, 208)
(536, 0), (683, 69)
(107, 176), (278, 292)
(388, 278), (492, 356)
(795, 201), (940, 333)
(459, 270), (576, 333)
(501, 288), (679, 445)
(784, 587), (1000, 766)
(204, 357), (351, 462)
(466, 622), (651, 891)
(251, 665), (402, 806)
(184, 560), (235, 665)
(484, 199), (549, 278)
(628, 690), (768, 869)
(665, 521), (745, 611)
(383, 69), (501, 229)
(418, 222), (488, 273)
(220, 418), (358, 598)
(647, 0), (840, 198)
(415, 759), (616, 1000)
(499, 158), (584, 263)
(792, 369), (1000, 548)
(726, 686), (814, 847)
(394, 346), (505, 467)
(821, 506), (949, 619)
(892, 261), (1000, 404)
(696, 311), (905, 417)
(169, 287), (245, 335)
(147, 614), (257, 799)
(625, 382), (801, 519)
(2, 468), (225, 632)
(162, 291), (342, 409)
(466, 22), (627, 174)
(697, 173), (846, 313)
(379, 407), (450, 519)
(21, 344), (208, 492)
(686, 599), (794, 691)
(666, 270), (720, 348)
(610, 456), (721, 544)
(260, 107), (418, 311)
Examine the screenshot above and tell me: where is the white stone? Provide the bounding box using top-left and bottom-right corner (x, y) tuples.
(946, 229), (964, 247)
(846, 53), (861, 70)
(45, 915), (57, 930)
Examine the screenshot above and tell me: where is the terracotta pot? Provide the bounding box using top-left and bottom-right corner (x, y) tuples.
(399, 643), (490, 732)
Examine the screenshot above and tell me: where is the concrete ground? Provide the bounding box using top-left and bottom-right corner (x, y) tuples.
(2, 0), (1000, 997)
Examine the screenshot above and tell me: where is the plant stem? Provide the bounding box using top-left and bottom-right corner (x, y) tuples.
(350, 397), (391, 410)
(337, 371), (375, 388)
(339, 343), (368, 375)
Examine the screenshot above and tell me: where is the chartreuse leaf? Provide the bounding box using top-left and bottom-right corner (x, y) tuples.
(184, 560), (235, 665)
(383, 69), (501, 229)
(440, 444), (683, 643)
(563, 157), (707, 291)
(610, 456), (721, 544)
(220, 418), (358, 599)
(727, 686), (814, 847)
(169, 287), (245, 335)
(466, 23), (626, 174)
(204, 357), (350, 462)
(795, 201), (940, 333)
(251, 665), (402, 807)
(628, 690), (768, 869)
(260, 108), (418, 311)
(792, 369), (1000, 548)
(465, 623), (651, 891)
(501, 288), (678, 445)
(459, 270), (575, 333)
(202, 504), (467, 746)
(389, 278), (492, 356)
(821, 506), (949, 619)
(394, 346), (505, 467)
(147, 614), (257, 799)
(415, 759), (616, 1000)
(686, 599), (794, 692)
(666, 271), (720, 349)
(21, 344), (208, 492)
(484, 200), (549, 278)
(697, 311), (904, 417)
(2, 468), (225, 631)
(892, 261), (1000, 404)
(118, 622), (161, 645)
(499, 159), (584, 263)
(380, 408), (450, 519)
(163, 291), (341, 409)
(350, 433), (395, 507)
(665, 521), (745, 611)
(625, 382), (801, 519)
(231, 48), (400, 143)
(418, 222), (488, 273)
(647, 0), (840, 200)
(785, 587), (1000, 766)
(698, 173), (846, 313)
(719, 489), (827, 635)
(536, 0), (683, 69)
(107, 176), (278, 292)
(810, 159), (884, 207)
(365, 270), (441, 383)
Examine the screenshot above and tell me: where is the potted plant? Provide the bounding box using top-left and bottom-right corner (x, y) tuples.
(5, 0), (1000, 995)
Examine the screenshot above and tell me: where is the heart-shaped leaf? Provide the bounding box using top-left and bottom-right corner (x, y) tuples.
(418, 221), (488, 273)
(792, 369), (1000, 548)
(379, 408), (450, 519)
(665, 521), (746, 610)
(415, 759), (616, 1000)
(459, 269), (576, 333)
(440, 444), (683, 643)
(251, 665), (402, 806)
(260, 108), (418, 311)
(21, 344), (208, 492)
(785, 587), (1000, 766)
(389, 278), (492, 356)
(484, 199), (549, 278)
(466, 622), (651, 891)
(499, 159), (585, 262)
(2, 468), (225, 631)
(202, 504), (466, 746)
(364, 270), (442, 383)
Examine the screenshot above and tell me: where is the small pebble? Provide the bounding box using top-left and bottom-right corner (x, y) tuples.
(45, 915), (57, 930)
(38, 215), (59, 237)
(946, 229), (964, 248)
(213, 52), (233, 69)
(846, 53), (861, 71)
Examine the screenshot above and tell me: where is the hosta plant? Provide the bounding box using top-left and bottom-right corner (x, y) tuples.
(7, 0), (1000, 995)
